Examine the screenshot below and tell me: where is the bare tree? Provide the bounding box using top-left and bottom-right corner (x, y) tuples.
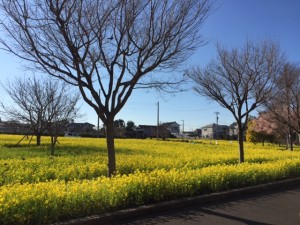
(44, 81), (80, 155)
(0, 76), (80, 150)
(264, 63), (300, 149)
(0, 0), (213, 176)
(187, 40), (285, 163)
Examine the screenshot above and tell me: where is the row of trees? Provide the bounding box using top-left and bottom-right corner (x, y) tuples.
(246, 63), (300, 150)
(0, 76), (80, 155)
(0, 0), (213, 176)
(1, 0), (299, 176)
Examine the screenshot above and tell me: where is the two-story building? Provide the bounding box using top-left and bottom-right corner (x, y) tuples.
(161, 121), (180, 137)
(201, 123), (229, 139)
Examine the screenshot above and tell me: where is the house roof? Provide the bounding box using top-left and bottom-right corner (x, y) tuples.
(161, 122), (180, 127)
(229, 122), (237, 128)
(202, 123), (216, 128)
(229, 122), (246, 128)
(202, 123), (229, 129)
(66, 122), (95, 134)
(138, 125), (157, 128)
(67, 122), (95, 127)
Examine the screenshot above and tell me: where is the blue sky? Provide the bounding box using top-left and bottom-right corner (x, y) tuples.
(1, 0), (300, 131)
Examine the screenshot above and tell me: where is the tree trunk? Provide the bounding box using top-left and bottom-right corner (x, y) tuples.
(289, 133), (293, 151)
(50, 136), (55, 156)
(238, 129), (244, 163)
(106, 119), (116, 177)
(36, 134), (41, 146)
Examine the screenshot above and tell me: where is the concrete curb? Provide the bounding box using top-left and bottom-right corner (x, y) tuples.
(54, 177), (300, 225)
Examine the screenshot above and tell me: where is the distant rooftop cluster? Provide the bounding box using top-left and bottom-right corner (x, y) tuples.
(0, 119), (239, 140)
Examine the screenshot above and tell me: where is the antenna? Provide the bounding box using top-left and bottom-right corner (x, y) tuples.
(215, 112), (220, 125)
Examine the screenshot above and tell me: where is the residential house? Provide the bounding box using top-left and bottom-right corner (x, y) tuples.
(194, 129), (202, 137)
(229, 122), (238, 139)
(136, 125), (157, 138)
(64, 122), (96, 137)
(136, 121), (180, 138)
(0, 120), (30, 134)
(229, 122), (248, 140)
(201, 123), (229, 139)
(161, 122), (180, 137)
(136, 125), (172, 138)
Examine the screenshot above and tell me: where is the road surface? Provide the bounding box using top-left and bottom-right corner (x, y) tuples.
(116, 186), (300, 225)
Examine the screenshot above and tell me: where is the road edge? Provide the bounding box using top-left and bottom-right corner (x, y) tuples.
(54, 177), (300, 225)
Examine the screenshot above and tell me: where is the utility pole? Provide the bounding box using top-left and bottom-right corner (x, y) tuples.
(181, 120), (184, 133)
(157, 101), (159, 140)
(215, 112), (220, 139)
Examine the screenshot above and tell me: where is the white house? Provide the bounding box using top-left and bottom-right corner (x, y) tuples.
(201, 123), (229, 139)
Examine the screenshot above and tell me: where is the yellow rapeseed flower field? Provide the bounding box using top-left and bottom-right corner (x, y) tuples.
(0, 134), (300, 224)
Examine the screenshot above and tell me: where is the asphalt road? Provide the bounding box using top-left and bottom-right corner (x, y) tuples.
(116, 186), (300, 225)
